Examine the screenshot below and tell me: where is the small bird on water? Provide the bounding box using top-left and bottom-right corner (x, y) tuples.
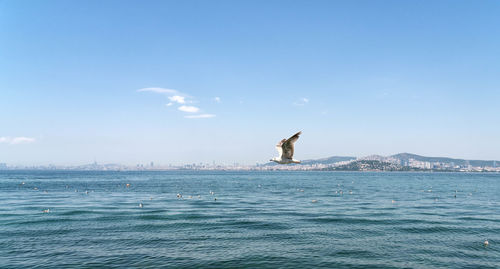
(484, 239), (489, 246)
(270, 131), (302, 164)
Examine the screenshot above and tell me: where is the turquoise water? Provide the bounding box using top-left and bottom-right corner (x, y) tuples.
(1, 171), (499, 268)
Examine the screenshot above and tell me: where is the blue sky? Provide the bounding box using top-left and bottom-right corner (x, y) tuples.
(1, 0), (499, 165)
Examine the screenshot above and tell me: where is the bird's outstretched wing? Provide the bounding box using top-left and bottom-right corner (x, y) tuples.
(282, 131), (301, 159)
(275, 139), (286, 158)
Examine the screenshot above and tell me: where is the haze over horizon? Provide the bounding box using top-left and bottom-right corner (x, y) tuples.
(2, 0), (500, 165)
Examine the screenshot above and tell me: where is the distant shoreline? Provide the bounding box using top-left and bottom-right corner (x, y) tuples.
(1, 169), (499, 173)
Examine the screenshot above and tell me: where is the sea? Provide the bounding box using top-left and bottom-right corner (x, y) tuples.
(0, 170), (499, 268)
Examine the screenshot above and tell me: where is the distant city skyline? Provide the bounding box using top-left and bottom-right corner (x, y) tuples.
(1, 0), (500, 165)
(1, 151), (499, 173)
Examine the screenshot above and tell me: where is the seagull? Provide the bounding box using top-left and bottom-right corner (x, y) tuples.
(270, 131), (302, 164)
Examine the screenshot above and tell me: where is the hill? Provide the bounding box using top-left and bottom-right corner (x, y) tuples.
(391, 153), (498, 167)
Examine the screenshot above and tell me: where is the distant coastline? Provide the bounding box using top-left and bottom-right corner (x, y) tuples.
(1, 153), (499, 172)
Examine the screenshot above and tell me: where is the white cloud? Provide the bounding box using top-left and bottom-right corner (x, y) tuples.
(168, 95), (186, 104)
(184, 114), (216, 119)
(139, 87), (216, 119)
(137, 87), (178, 94)
(293, 98), (309, 106)
(0, 136), (36, 144)
(178, 105), (200, 113)
(12, 137), (36, 144)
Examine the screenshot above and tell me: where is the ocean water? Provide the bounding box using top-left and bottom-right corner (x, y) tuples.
(0, 171), (499, 268)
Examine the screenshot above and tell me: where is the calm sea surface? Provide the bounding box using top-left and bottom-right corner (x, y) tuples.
(0, 171), (499, 268)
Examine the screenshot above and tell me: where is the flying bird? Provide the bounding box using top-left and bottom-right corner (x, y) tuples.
(270, 131), (302, 164)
